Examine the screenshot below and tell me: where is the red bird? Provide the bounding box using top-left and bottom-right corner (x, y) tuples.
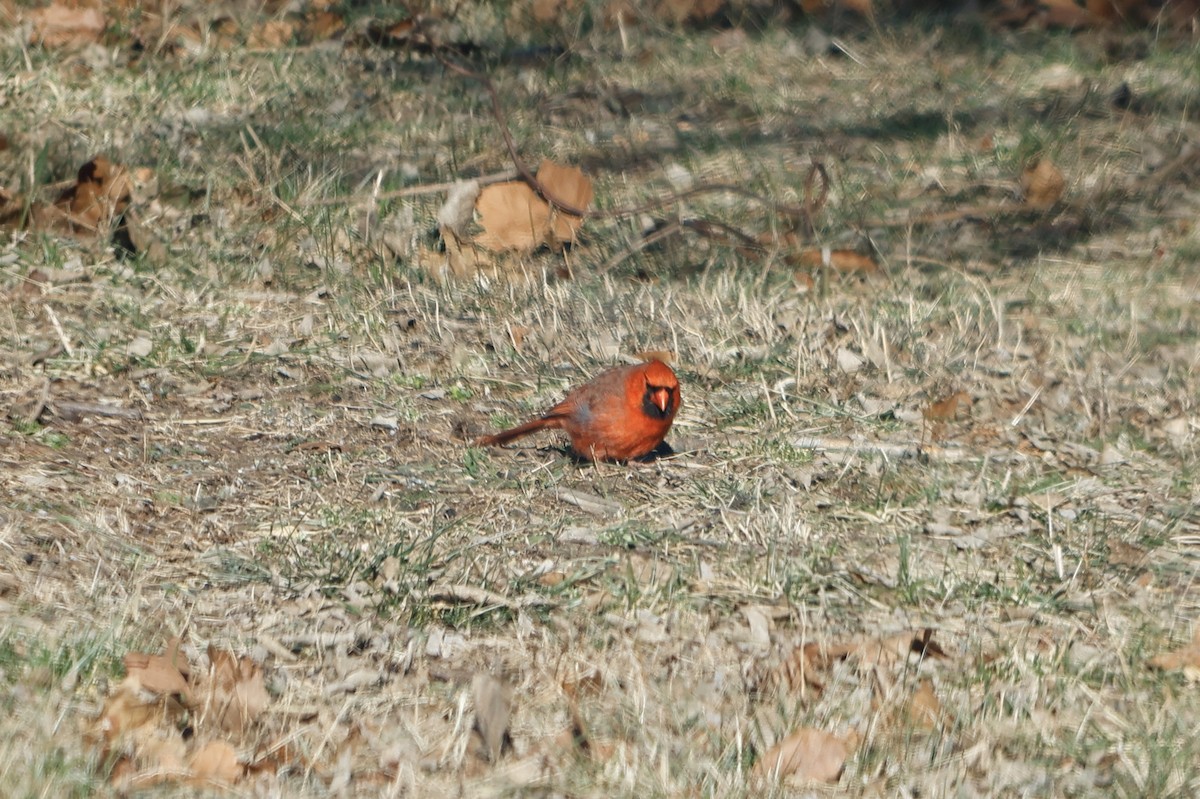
(476, 360), (681, 462)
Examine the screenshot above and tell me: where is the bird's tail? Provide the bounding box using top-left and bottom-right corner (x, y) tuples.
(475, 415), (563, 447)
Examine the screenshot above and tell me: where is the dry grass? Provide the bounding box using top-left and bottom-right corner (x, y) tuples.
(1, 4), (1199, 797)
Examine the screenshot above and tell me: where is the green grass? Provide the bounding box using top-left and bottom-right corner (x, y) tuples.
(2, 2), (1200, 796)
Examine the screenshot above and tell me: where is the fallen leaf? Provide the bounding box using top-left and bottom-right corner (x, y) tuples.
(362, 18), (416, 47)
(35, 156), (133, 239)
(905, 678), (943, 728)
(438, 180), (481, 237)
(1148, 627), (1200, 681)
(123, 732), (188, 788)
(531, 0), (578, 24)
(248, 19), (296, 49)
(560, 667), (603, 699)
(188, 740), (243, 785)
(635, 349), (675, 364)
(537, 159), (593, 246)
(142, 731), (188, 770)
(836, 347), (864, 374)
(472, 673), (513, 763)
(537, 570), (567, 586)
(508, 324), (530, 350)
(657, 0), (724, 23)
(126, 337), (154, 359)
(1106, 540), (1146, 567)
(474, 181), (550, 253)
(438, 226), (494, 279)
(923, 390), (971, 422)
(710, 27), (749, 53)
(556, 700), (591, 752)
(758, 642), (826, 697)
(1086, 0), (1130, 21)
(195, 646), (269, 736)
(123, 638), (191, 700)
(791, 248), (880, 275)
(90, 678), (163, 745)
(741, 605), (773, 651)
(305, 10), (345, 40)
(1021, 158), (1065, 209)
(1039, 0), (1098, 28)
(27, 2), (105, 48)
(0, 188), (27, 230)
(751, 727), (852, 784)
(818, 629), (948, 670)
(471, 161), (592, 254)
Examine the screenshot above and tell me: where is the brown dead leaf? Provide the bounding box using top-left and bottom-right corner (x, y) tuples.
(923, 391), (972, 422)
(555, 700), (591, 753)
(792, 248), (880, 275)
(537, 159), (593, 246)
(246, 740), (307, 777)
(472, 672), (513, 763)
(90, 678), (164, 745)
(1021, 157), (1065, 209)
(305, 10), (345, 40)
(471, 161), (591, 254)
(798, 0), (873, 15)
(531, 0), (580, 24)
(657, 0), (723, 23)
(474, 181), (550, 253)
(248, 19), (297, 49)
(537, 570), (567, 586)
(1086, 0), (1130, 21)
(751, 727), (852, 784)
(436, 226), (495, 279)
(757, 642), (826, 697)
(867, 629), (948, 666)
(0, 187), (26, 230)
(1147, 627), (1200, 681)
(817, 629), (947, 670)
(1106, 540), (1147, 567)
(508, 324), (530, 350)
(635, 350), (675, 365)
(905, 678), (943, 728)
(188, 740), (243, 786)
(561, 667), (603, 699)
(27, 1), (105, 48)
(44, 155), (132, 238)
(840, 0), (875, 18)
(118, 731), (189, 788)
(123, 638), (191, 700)
(360, 17), (418, 46)
(1039, 0), (1098, 28)
(195, 646), (269, 737)
(140, 732), (187, 774)
(793, 643), (828, 693)
(554, 700), (616, 761)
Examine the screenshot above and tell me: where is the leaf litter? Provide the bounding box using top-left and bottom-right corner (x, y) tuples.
(2, 1), (1200, 797)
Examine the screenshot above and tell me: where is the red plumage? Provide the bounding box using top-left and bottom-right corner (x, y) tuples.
(476, 360), (681, 462)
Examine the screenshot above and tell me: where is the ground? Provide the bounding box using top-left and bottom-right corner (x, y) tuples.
(1, 3), (1199, 797)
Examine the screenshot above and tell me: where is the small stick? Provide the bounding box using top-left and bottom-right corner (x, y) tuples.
(44, 305), (74, 358)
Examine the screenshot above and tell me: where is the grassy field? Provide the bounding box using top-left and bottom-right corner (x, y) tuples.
(2, 3), (1199, 796)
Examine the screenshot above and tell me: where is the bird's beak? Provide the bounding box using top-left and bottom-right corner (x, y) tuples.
(651, 387), (672, 413)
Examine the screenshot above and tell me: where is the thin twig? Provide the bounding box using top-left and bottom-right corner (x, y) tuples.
(301, 170), (518, 207)
(433, 46), (829, 228)
(43, 305), (74, 358)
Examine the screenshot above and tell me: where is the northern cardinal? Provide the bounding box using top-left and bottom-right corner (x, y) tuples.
(476, 359), (681, 462)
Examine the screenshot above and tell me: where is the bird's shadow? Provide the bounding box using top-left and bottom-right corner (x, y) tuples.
(637, 440), (678, 463)
(563, 440), (677, 465)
